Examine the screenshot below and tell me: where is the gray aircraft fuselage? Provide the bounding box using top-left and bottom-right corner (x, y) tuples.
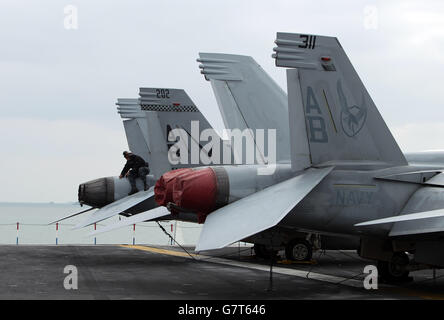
(77, 152), (444, 253)
(79, 151), (444, 207)
(281, 163), (437, 238)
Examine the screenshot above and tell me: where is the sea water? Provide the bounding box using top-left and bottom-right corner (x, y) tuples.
(0, 202), (202, 246)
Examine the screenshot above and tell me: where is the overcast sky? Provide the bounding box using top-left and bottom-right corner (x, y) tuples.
(1, 0), (444, 202)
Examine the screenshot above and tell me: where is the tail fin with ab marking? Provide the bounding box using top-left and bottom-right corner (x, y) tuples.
(273, 32), (407, 169)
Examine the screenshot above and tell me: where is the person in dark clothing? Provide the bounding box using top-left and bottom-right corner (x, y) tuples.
(119, 151), (150, 195)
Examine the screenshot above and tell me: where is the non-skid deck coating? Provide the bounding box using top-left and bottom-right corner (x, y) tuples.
(0, 245), (443, 299)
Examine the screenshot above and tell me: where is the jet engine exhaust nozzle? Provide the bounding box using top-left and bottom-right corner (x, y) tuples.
(78, 177), (115, 208)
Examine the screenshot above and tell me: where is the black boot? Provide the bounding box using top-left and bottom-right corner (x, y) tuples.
(128, 188), (138, 196)
(143, 181), (148, 191)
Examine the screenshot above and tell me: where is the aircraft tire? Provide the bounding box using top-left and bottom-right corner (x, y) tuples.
(285, 239), (313, 261)
(378, 252), (410, 282)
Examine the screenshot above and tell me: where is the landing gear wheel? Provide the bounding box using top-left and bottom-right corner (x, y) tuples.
(285, 239), (313, 261)
(253, 244), (277, 260)
(378, 252), (410, 283)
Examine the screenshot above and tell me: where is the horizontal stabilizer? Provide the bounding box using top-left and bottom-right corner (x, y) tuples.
(195, 166), (333, 252)
(89, 207), (170, 236)
(198, 53), (290, 162)
(375, 170), (443, 187)
(74, 187), (155, 229)
(355, 209), (444, 227)
(116, 98), (144, 119)
(48, 207), (95, 225)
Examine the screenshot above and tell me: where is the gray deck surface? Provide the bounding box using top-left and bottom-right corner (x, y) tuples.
(0, 245), (443, 300)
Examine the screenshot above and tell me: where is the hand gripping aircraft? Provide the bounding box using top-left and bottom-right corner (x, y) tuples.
(55, 32), (444, 282)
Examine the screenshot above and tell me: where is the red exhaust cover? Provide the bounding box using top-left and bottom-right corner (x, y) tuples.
(154, 168), (192, 206)
(172, 167), (217, 223)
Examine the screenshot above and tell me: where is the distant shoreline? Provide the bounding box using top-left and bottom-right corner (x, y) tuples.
(0, 202), (79, 206)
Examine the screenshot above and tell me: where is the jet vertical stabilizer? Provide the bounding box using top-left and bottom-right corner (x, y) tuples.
(273, 33), (407, 167)
(197, 53), (290, 163)
(117, 98), (152, 168)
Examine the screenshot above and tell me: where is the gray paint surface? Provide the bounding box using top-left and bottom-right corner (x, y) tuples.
(199, 53), (290, 163)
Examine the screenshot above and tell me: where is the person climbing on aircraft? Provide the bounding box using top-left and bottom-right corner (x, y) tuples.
(119, 151), (150, 195)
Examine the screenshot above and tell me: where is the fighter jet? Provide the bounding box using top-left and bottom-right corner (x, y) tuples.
(138, 32), (444, 282)
(72, 51), (441, 263)
(70, 57), (316, 259)
(63, 83), (282, 235)
(196, 52), (444, 261)
(64, 36), (444, 271)
(78, 54), (350, 261)
(51, 88), (230, 227)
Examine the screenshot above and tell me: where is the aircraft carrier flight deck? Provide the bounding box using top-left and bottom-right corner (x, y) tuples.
(1, 244), (443, 300)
